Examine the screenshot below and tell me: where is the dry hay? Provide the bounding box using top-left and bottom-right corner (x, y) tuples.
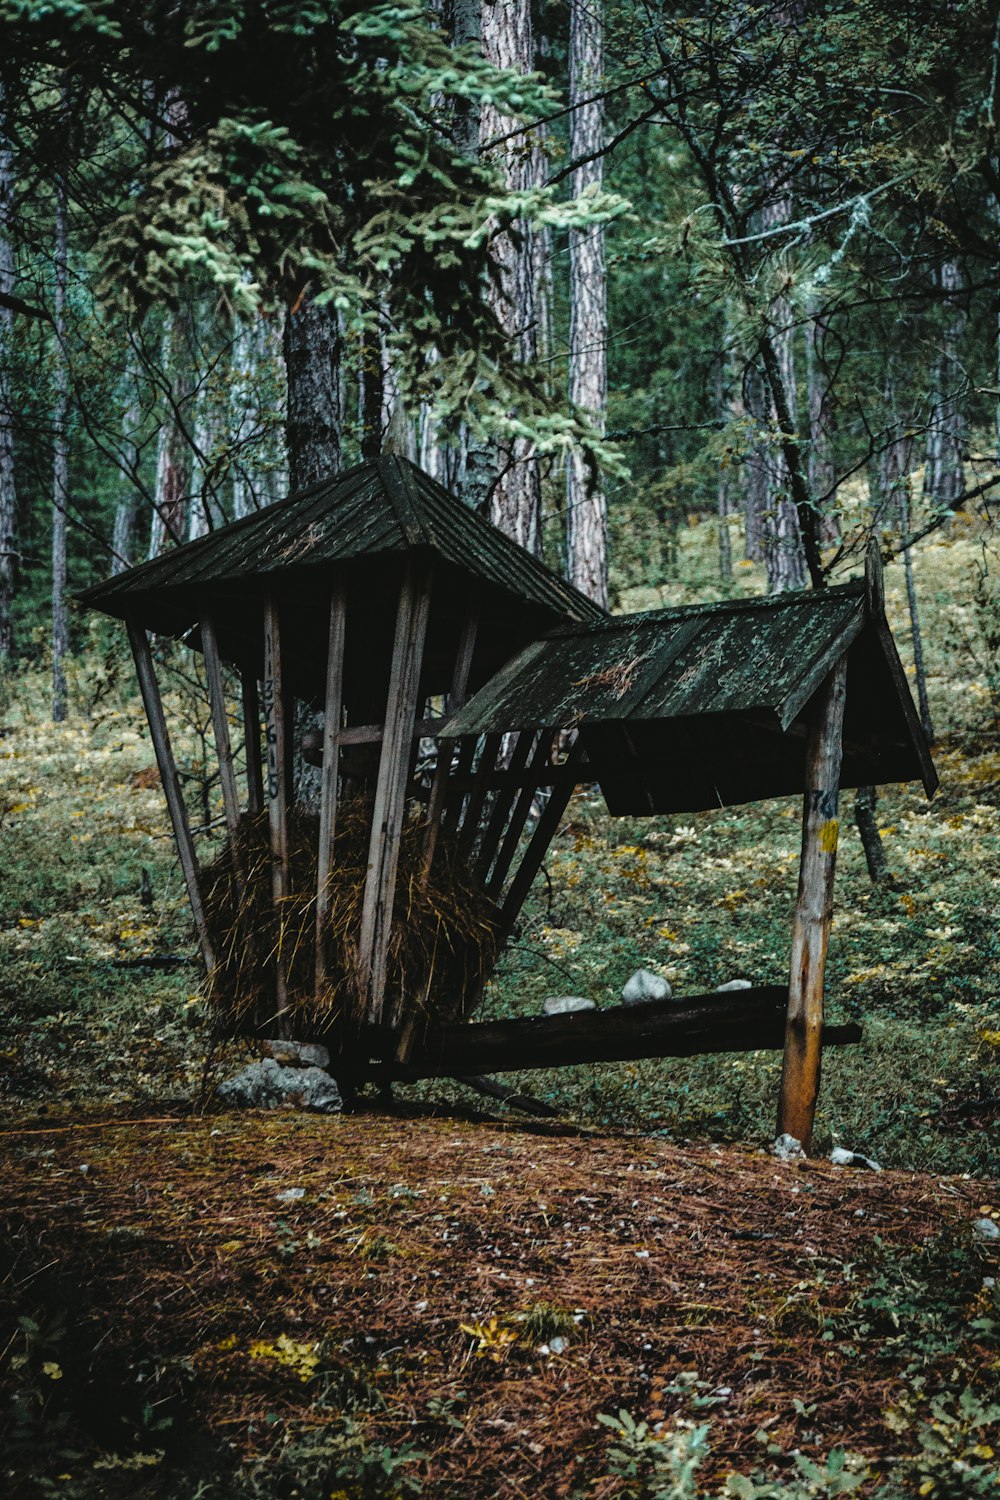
(202, 804), (498, 1042)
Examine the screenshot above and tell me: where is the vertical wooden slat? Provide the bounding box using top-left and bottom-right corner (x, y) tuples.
(441, 735), (478, 839)
(315, 582), (347, 994)
(777, 654), (849, 1154)
(358, 561), (433, 1025)
(474, 729), (536, 878)
(200, 614), (241, 841)
(496, 740), (583, 945)
(263, 591), (291, 1032)
(127, 621), (216, 973)
(457, 732), (503, 857)
(486, 728), (557, 896)
(241, 670), (264, 816)
(421, 605), (479, 877)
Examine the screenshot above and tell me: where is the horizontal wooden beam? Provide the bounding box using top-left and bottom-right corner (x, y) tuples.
(354, 986), (862, 1083)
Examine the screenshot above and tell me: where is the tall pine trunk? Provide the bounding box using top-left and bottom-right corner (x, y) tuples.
(284, 296), (341, 490)
(51, 146), (69, 722)
(0, 84), (17, 659)
(480, 0), (542, 551)
(923, 258), (966, 512)
(565, 0), (608, 607)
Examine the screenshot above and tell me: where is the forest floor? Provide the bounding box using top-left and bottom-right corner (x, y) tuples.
(2, 1111), (998, 1499)
(2, 520), (1000, 1494)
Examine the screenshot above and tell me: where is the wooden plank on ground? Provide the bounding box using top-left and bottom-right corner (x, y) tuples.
(360, 987), (862, 1082)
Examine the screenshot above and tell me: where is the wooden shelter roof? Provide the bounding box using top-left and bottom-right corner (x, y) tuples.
(444, 580), (938, 814)
(81, 456), (604, 705)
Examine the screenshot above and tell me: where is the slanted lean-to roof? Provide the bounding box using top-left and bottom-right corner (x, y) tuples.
(444, 581), (937, 814)
(80, 457), (604, 703)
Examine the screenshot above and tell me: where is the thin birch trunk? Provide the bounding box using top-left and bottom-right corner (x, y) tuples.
(52, 145), (69, 722)
(111, 339), (143, 573)
(0, 83), (18, 658)
(565, 0), (608, 607)
(149, 307), (194, 557)
(805, 310), (838, 543)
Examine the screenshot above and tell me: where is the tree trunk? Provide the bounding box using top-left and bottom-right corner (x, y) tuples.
(284, 295), (341, 491)
(565, 0), (608, 607)
(111, 338), (143, 573)
(805, 310), (838, 543)
(479, 0), (542, 551)
(716, 354), (733, 581)
(0, 84), (18, 659)
(52, 153), (69, 722)
(149, 307), (194, 557)
(923, 258), (966, 512)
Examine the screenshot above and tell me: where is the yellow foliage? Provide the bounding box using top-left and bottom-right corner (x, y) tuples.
(247, 1333), (320, 1382)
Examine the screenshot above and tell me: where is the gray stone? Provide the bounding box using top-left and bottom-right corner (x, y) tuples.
(263, 1038), (330, 1069)
(542, 995), (597, 1016)
(772, 1133), (805, 1161)
(621, 969), (672, 1005)
(715, 978), (752, 992)
(830, 1146), (882, 1172)
(218, 1058), (341, 1113)
(974, 1217), (1000, 1242)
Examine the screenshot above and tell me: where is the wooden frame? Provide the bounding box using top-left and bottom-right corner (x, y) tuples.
(315, 582), (348, 993)
(263, 591), (291, 1031)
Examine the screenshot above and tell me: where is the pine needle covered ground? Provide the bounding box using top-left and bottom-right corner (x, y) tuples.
(2, 523), (1000, 1493)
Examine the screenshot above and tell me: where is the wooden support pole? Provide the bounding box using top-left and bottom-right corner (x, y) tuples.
(486, 728), (557, 896)
(777, 654), (849, 1153)
(200, 615), (241, 842)
(421, 605), (479, 878)
(127, 621), (216, 973)
(457, 732), (503, 857)
(358, 561), (433, 1025)
(263, 592), (292, 1032)
(241, 670), (264, 817)
(441, 736), (478, 839)
(315, 582), (347, 995)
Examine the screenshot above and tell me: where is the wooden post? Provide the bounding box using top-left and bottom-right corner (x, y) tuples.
(421, 604), (479, 877)
(457, 732), (503, 857)
(127, 621), (216, 973)
(263, 591), (292, 1032)
(441, 736), (478, 839)
(357, 561), (433, 1025)
(474, 729), (535, 878)
(315, 582), (347, 994)
(777, 654), (849, 1153)
(241, 670), (264, 816)
(200, 615), (241, 841)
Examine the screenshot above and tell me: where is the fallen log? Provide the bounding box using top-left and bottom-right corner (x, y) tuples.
(358, 986), (862, 1084)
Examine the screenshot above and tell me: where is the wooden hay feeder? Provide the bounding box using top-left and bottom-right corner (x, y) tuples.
(83, 460), (936, 1150)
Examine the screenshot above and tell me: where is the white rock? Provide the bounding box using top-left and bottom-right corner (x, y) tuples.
(772, 1133), (805, 1161)
(621, 969), (671, 1005)
(276, 1186), (306, 1203)
(715, 978), (752, 992)
(543, 995), (597, 1016)
(218, 1058), (341, 1113)
(974, 1217), (1000, 1242)
(263, 1038), (330, 1069)
(549, 1336), (568, 1354)
(830, 1146), (882, 1171)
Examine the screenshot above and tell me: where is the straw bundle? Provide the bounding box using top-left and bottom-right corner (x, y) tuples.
(203, 804), (498, 1042)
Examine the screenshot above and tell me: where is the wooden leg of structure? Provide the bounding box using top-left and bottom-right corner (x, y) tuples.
(315, 583), (347, 995)
(200, 615), (241, 842)
(241, 670), (264, 817)
(358, 561), (433, 1026)
(777, 654), (849, 1153)
(127, 621), (216, 973)
(263, 592), (292, 1034)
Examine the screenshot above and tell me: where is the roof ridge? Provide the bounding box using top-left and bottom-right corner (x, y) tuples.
(378, 456), (430, 548)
